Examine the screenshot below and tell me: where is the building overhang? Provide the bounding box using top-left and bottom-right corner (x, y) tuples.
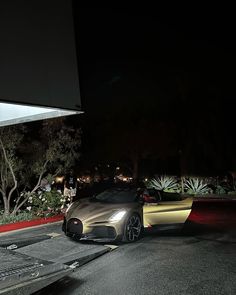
(0, 0), (82, 127)
(0, 102), (82, 127)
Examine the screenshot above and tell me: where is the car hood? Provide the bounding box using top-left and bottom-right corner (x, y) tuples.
(66, 198), (136, 223)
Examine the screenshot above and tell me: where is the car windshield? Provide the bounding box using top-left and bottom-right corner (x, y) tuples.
(92, 189), (138, 204)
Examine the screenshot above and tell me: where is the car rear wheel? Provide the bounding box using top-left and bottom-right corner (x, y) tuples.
(122, 214), (142, 242)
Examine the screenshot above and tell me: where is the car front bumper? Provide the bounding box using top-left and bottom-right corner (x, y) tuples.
(62, 217), (119, 242)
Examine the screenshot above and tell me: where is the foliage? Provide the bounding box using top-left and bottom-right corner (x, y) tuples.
(146, 175), (180, 192)
(215, 185), (227, 195)
(0, 211), (33, 225)
(0, 125), (26, 215)
(26, 189), (69, 217)
(184, 177), (209, 195)
(0, 119), (81, 216)
(146, 175), (236, 196)
(25, 119), (81, 181)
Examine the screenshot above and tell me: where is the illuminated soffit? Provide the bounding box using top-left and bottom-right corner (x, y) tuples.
(0, 102), (82, 127)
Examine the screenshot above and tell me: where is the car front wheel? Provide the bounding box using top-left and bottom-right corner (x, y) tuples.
(122, 214), (142, 242)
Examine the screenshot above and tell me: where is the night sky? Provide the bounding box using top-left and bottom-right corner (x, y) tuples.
(71, 6), (236, 177)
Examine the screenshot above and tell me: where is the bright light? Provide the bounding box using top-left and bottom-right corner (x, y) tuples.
(115, 174), (133, 182)
(55, 176), (64, 183)
(109, 210), (127, 222)
(80, 176), (91, 183)
(116, 166), (120, 170)
(0, 102), (81, 127)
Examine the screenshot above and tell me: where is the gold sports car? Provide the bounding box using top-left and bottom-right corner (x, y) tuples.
(62, 187), (193, 242)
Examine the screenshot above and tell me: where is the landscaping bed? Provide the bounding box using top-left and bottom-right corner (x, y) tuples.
(183, 193), (236, 200)
(0, 213), (64, 233)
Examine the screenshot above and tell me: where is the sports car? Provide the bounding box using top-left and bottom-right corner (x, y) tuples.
(62, 187), (193, 242)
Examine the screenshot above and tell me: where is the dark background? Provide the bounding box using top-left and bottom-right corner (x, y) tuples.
(71, 6), (236, 178)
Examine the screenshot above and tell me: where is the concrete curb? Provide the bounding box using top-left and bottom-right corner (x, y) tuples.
(0, 214), (64, 233)
(0, 221), (63, 238)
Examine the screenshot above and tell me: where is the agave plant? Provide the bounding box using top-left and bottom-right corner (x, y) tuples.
(147, 175), (180, 192)
(184, 177), (209, 195)
(215, 185), (227, 195)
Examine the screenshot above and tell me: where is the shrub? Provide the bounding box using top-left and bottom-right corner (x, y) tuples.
(147, 175), (180, 193)
(0, 211), (33, 225)
(27, 189), (68, 216)
(215, 185), (227, 195)
(228, 191), (236, 195)
(184, 177), (209, 195)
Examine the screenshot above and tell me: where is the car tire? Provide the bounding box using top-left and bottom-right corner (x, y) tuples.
(122, 213), (142, 243)
(68, 234), (81, 242)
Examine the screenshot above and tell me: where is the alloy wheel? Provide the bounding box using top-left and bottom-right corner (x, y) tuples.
(125, 215), (142, 242)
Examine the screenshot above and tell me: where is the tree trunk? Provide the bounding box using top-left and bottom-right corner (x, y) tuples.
(0, 136), (18, 216)
(3, 198), (10, 216)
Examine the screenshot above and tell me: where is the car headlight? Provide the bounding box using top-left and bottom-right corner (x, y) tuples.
(109, 210), (127, 222)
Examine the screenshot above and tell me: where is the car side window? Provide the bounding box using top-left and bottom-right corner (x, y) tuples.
(143, 189), (160, 203)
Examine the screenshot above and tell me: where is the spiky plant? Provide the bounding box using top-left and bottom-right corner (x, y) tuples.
(147, 175), (180, 192)
(215, 185), (226, 195)
(184, 177), (209, 195)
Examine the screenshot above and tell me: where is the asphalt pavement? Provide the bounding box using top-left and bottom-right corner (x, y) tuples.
(32, 199), (236, 295)
(0, 199), (235, 294)
(34, 229), (236, 295)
